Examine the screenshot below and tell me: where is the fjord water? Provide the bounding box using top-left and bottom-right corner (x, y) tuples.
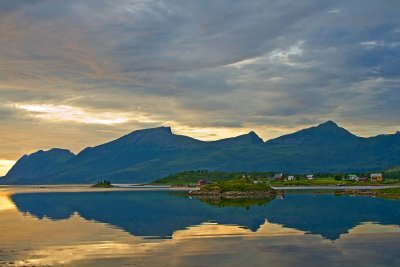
(1, 191), (399, 266)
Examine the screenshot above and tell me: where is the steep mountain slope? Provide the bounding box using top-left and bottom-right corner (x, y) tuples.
(264, 122), (400, 173)
(1, 121), (400, 184)
(3, 149), (75, 184)
(38, 126), (206, 183)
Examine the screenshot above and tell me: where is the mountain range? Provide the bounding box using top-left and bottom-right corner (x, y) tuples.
(1, 121), (400, 184)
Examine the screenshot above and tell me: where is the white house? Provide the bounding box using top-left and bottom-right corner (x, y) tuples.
(307, 174), (314, 180)
(347, 174), (358, 181)
(288, 175), (296, 181)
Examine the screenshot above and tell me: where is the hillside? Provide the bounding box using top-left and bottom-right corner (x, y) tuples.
(153, 170), (275, 185)
(1, 121), (400, 184)
(3, 149), (75, 184)
(387, 166), (400, 172)
(385, 166), (400, 179)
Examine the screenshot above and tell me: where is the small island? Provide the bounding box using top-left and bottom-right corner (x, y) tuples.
(189, 179), (277, 198)
(91, 180), (113, 188)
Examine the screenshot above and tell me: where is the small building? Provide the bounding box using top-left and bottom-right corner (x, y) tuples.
(370, 173), (383, 182)
(241, 174), (252, 181)
(356, 177), (368, 182)
(197, 179), (209, 186)
(287, 175), (296, 181)
(273, 173), (284, 181)
(307, 174), (314, 180)
(347, 174), (358, 181)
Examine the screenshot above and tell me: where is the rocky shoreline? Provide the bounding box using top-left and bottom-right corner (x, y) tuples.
(335, 189), (400, 199)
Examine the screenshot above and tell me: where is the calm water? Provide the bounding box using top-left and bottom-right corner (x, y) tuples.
(0, 190), (399, 266)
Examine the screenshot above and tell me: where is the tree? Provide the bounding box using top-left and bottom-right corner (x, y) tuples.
(334, 174), (342, 181)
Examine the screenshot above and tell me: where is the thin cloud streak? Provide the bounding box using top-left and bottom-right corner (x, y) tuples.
(14, 104), (132, 125)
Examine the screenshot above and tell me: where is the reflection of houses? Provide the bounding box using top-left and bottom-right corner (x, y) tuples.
(273, 173), (284, 181)
(306, 174), (314, 180)
(276, 194), (285, 200)
(370, 173), (383, 182)
(287, 175), (296, 181)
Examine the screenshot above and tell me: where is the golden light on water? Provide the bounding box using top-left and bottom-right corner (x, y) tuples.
(347, 222), (400, 235)
(0, 193), (16, 211)
(5, 215), (399, 267)
(0, 189), (399, 267)
(171, 220), (305, 240)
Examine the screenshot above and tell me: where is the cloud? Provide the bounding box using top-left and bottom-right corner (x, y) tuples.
(0, 0), (399, 162)
(14, 104), (132, 125)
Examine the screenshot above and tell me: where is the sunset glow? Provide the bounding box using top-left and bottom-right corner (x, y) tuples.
(14, 104), (131, 125)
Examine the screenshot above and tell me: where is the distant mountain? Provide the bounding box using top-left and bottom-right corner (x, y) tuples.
(1, 121), (400, 184)
(210, 131), (264, 147)
(266, 121), (358, 145)
(4, 149), (75, 184)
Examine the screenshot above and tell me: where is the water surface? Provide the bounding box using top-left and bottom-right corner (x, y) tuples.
(1, 190), (399, 266)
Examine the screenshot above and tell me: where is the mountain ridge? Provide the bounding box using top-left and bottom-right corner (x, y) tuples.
(2, 121), (400, 184)
(266, 120), (358, 145)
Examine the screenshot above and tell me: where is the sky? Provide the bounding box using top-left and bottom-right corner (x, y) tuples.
(0, 0), (400, 175)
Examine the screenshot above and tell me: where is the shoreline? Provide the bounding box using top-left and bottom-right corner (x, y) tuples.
(272, 185), (400, 190)
(1, 184), (399, 195)
(0, 184), (194, 195)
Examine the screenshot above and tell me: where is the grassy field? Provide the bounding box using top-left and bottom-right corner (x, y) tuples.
(152, 170), (275, 185)
(152, 170), (400, 186)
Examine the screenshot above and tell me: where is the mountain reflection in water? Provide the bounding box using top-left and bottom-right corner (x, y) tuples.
(11, 191), (400, 240)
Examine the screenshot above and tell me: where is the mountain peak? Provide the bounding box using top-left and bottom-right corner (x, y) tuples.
(211, 131), (263, 146)
(4, 148), (75, 181)
(27, 148), (74, 157)
(266, 121), (356, 145)
(318, 120), (339, 128)
(134, 126), (172, 135)
(89, 125), (204, 153)
(247, 131), (264, 144)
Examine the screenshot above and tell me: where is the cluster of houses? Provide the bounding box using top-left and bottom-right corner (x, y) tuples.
(195, 173), (384, 186)
(272, 173), (314, 181)
(271, 173), (383, 182)
(343, 173), (383, 182)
